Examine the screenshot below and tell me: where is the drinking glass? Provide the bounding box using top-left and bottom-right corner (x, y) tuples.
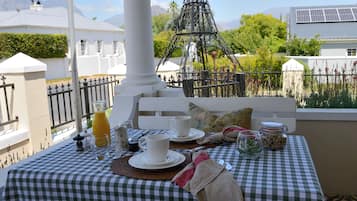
(93, 133), (111, 161)
(92, 100), (111, 147)
(236, 130), (263, 159)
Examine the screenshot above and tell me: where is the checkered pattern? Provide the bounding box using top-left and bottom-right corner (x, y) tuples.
(4, 130), (324, 201)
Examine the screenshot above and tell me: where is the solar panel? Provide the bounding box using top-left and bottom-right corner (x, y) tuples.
(296, 9), (310, 23)
(310, 9), (325, 22)
(324, 8), (339, 22)
(338, 8), (354, 21)
(295, 7), (357, 24)
(352, 8), (357, 20)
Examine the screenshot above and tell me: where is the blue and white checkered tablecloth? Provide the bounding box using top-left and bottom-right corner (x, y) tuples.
(4, 129), (324, 201)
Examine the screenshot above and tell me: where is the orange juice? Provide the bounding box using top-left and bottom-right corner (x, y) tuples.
(92, 111), (110, 147)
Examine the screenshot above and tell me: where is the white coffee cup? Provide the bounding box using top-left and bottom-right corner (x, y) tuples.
(169, 116), (191, 137)
(138, 134), (169, 164)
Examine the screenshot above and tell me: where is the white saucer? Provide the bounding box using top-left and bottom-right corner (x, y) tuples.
(168, 128), (205, 142)
(128, 150), (185, 170)
(143, 152), (177, 166)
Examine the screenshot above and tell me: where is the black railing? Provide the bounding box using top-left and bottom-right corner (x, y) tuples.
(159, 70), (244, 97)
(48, 76), (119, 129)
(159, 68), (357, 107)
(244, 71), (283, 97)
(0, 75), (18, 127)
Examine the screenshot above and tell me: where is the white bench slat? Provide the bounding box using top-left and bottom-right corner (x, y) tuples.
(138, 97), (296, 133)
(139, 97), (296, 113)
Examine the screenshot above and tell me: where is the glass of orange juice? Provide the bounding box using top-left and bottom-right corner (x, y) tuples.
(92, 100), (111, 160)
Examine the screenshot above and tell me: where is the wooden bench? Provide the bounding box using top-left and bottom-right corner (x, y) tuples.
(138, 97), (297, 133)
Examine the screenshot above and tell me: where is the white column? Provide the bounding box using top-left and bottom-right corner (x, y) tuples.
(118, 0), (165, 95)
(110, 0), (184, 127)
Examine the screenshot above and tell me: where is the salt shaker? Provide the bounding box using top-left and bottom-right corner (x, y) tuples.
(114, 122), (130, 157)
(82, 130), (93, 151)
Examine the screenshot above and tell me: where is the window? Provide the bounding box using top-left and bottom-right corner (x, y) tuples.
(97, 40), (103, 54)
(113, 41), (118, 54)
(80, 40), (87, 55)
(347, 48), (356, 56)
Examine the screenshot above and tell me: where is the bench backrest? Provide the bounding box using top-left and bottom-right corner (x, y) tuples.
(138, 97), (296, 133)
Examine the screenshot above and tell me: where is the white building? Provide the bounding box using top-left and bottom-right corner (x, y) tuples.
(289, 5), (357, 73)
(0, 5), (126, 79)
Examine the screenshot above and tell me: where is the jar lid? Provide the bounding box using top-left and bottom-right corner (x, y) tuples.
(260, 121), (284, 128)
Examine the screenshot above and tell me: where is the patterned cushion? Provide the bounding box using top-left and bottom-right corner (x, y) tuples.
(188, 102), (218, 130)
(188, 102), (253, 132)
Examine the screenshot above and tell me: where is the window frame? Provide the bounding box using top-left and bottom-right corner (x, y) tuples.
(80, 40), (88, 55)
(97, 40), (103, 54)
(113, 40), (119, 55)
(347, 48), (357, 56)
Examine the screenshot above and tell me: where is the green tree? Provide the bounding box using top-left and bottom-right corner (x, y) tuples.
(152, 1), (180, 36)
(152, 13), (171, 35)
(221, 14), (287, 54)
(153, 30), (182, 57)
(165, 1), (180, 31)
(168, 1), (179, 18)
(286, 35), (322, 56)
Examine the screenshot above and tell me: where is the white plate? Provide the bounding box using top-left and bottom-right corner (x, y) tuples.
(128, 150), (185, 170)
(168, 128), (205, 142)
(142, 152), (178, 166)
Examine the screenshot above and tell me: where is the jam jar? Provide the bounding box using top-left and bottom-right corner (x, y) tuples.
(260, 121), (288, 150)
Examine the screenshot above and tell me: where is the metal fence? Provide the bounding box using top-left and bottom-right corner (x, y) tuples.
(47, 69), (357, 130)
(244, 70), (357, 98)
(160, 69), (357, 107)
(48, 75), (119, 129)
(0, 75), (18, 127)
(159, 70), (245, 97)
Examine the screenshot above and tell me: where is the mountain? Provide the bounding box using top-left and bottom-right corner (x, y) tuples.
(105, 5), (168, 28)
(0, 0), (82, 14)
(151, 5), (167, 16)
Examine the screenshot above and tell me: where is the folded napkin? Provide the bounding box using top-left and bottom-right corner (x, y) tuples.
(196, 125), (248, 145)
(172, 151), (244, 201)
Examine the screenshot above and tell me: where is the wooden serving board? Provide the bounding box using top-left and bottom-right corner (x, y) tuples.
(111, 154), (191, 180)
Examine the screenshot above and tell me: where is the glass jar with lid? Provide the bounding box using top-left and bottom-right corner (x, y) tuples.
(260, 121), (287, 150)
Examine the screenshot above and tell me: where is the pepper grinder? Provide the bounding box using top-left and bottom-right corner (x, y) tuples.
(73, 133), (84, 152)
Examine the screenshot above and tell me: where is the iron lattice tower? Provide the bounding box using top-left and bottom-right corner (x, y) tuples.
(156, 0), (242, 76)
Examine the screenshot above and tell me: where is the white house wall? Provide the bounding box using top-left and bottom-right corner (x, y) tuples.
(289, 56), (357, 73)
(75, 30), (124, 56)
(290, 23), (357, 41)
(77, 55), (100, 76)
(320, 42), (357, 56)
(38, 58), (70, 80)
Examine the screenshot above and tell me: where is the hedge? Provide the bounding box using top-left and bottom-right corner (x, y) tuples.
(0, 33), (67, 59)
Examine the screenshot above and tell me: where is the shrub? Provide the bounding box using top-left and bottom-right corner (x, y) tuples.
(0, 33), (67, 59)
(302, 89), (357, 108)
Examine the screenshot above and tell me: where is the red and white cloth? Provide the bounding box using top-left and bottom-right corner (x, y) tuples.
(172, 151), (244, 201)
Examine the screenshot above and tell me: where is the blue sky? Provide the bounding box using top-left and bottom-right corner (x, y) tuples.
(75, 0), (357, 21)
